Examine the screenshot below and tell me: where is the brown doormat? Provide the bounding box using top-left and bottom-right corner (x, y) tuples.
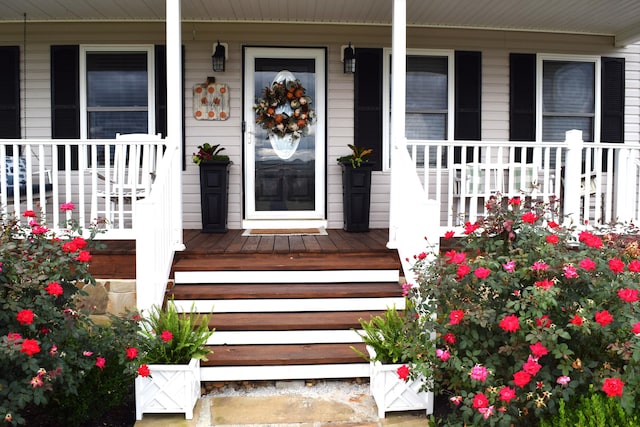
(242, 228), (327, 236)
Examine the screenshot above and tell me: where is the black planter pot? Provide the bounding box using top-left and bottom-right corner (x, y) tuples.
(340, 161), (373, 232)
(199, 160), (231, 233)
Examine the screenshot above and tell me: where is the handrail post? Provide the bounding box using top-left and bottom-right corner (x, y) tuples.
(563, 130), (583, 226)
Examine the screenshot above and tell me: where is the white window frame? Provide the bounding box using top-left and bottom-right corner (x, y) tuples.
(79, 45), (156, 139)
(382, 48), (454, 170)
(536, 53), (601, 143)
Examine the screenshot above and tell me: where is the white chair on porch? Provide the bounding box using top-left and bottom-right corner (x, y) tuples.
(92, 133), (161, 228)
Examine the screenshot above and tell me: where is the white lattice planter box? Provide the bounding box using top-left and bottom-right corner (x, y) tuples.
(368, 348), (434, 418)
(135, 358), (201, 420)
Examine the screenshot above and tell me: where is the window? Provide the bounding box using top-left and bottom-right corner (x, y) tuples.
(538, 55), (599, 142)
(383, 50), (454, 168)
(80, 46), (155, 140)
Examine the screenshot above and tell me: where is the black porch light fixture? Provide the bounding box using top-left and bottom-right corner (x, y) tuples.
(212, 41), (227, 72)
(343, 42), (355, 74)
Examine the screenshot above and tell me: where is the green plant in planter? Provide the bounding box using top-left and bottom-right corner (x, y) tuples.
(138, 299), (214, 365)
(192, 143), (229, 165)
(353, 299), (435, 382)
(409, 195), (640, 426)
(337, 144), (373, 168)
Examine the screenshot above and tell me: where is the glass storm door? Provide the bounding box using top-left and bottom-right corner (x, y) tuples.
(243, 47), (326, 223)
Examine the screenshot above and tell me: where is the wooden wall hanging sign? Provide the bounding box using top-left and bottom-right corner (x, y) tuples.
(193, 80), (229, 120)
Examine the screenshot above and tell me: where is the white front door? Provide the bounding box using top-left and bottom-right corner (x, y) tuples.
(243, 47), (326, 227)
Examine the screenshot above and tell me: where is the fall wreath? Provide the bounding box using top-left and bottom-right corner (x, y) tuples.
(254, 77), (316, 141)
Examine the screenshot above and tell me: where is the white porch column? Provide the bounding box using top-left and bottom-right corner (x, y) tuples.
(563, 130), (583, 226)
(388, 0), (407, 247)
(166, 0), (185, 250)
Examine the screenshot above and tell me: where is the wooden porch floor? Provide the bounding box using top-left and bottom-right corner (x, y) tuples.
(90, 228), (401, 279)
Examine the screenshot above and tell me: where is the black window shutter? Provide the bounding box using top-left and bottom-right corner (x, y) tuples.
(51, 45), (80, 170)
(509, 53), (536, 162)
(454, 51), (481, 163)
(0, 46), (21, 140)
(354, 48), (382, 171)
(155, 45), (167, 138)
(601, 57), (624, 143)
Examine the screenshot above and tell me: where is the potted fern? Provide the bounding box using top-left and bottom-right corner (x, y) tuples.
(193, 143), (231, 233)
(337, 144), (374, 232)
(354, 303), (434, 418)
(134, 299), (214, 420)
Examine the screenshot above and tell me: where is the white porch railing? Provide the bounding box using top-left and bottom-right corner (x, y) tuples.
(391, 130), (640, 278)
(0, 138), (165, 239)
(135, 141), (185, 313)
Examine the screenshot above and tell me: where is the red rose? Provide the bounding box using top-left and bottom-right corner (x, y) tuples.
(499, 386), (516, 402)
(20, 339), (41, 357)
(456, 264), (471, 279)
(160, 330), (173, 342)
(397, 364), (410, 381)
(449, 310), (465, 325)
(499, 314), (520, 333)
(617, 288), (639, 303)
(513, 371), (532, 388)
(474, 267), (491, 279)
(137, 364), (151, 377)
(521, 212), (538, 224)
(125, 347), (138, 360)
(608, 258), (625, 274)
(444, 230), (455, 239)
(595, 310), (614, 327)
(632, 322), (640, 335)
(45, 281), (64, 297)
(570, 314), (583, 326)
(443, 333), (456, 344)
(16, 309), (35, 325)
(522, 356), (542, 376)
(472, 392), (489, 409)
(75, 251), (92, 263)
(579, 258), (597, 271)
(545, 234), (559, 244)
(530, 342), (549, 358)
(23, 210), (36, 218)
(95, 356), (106, 370)
(602, 377), (624, 397)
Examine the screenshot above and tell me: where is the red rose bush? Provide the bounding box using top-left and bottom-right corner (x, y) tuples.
(409, 196), (640, 425)
(0, 206), (142, 426)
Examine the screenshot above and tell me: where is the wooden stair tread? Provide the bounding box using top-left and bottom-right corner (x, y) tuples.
(204, 343), (367, 366)
(169, 283), (403, 300)
(207, 311), (383, 331)
(172, 253), (401, 272)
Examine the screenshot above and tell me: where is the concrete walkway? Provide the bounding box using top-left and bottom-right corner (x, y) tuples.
(134, 380), (429, 427)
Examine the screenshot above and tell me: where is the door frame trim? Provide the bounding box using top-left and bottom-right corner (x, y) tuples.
(242, 46), (327, 227)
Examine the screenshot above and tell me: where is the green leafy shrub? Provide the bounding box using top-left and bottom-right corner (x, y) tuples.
(409, 196), (640, 426)
(540, 386), (640, 427)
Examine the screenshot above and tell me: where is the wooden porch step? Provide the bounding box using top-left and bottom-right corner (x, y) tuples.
(172, 252), (401, 272)
(169, 283), (403, 300)
(204, 343), (367, 367)
(206, 311), (383, 331)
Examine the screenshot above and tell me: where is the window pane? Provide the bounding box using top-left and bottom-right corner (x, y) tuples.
(543, 61), (594, 114)
(542, 116), (593, 142)
(406, 113), (446, 140)
(87, 53), (148, 108)
(88, 112), (148, 139)
(406, 56), (447, 111)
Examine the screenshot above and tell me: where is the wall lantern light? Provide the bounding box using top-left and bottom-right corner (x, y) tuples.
(212, 41), (228, 72)
(342, 42), (355, 74)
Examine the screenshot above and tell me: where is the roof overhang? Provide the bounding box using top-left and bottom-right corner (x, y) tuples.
(1, 0), (640, 47)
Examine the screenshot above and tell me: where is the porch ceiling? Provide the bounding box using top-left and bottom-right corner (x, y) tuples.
(1, 0), (640, 47)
